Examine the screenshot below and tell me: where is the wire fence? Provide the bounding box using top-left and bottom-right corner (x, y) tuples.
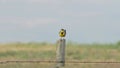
(0, 60), (120, 64)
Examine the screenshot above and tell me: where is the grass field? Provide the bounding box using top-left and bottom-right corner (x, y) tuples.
(0, 42), (120, 68)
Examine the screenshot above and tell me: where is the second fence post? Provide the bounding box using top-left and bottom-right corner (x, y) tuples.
(56, 38), (66, 68)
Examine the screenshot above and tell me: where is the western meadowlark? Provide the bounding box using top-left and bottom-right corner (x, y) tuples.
(59, 29), (66, 38)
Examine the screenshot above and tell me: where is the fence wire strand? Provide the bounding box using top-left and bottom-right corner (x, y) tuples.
(0, 60), (120, 64)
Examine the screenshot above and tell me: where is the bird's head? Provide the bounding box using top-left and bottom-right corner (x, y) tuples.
(61, 29), (64, 30)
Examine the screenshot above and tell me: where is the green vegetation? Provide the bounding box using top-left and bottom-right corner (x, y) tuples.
(0, 41), (120, 68)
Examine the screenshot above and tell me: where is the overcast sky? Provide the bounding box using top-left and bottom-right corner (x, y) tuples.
(0, 0), (120, 43)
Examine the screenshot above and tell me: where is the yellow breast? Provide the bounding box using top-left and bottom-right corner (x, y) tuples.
(59, 30), (66, 37)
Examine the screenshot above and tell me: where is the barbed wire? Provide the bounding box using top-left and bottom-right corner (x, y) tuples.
(0, 60), (120, 64)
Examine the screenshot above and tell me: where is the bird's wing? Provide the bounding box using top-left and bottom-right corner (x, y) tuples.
(64, 30), (66, 35)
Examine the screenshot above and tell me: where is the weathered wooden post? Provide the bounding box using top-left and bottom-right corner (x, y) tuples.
(56, 29), (66, 68)
(56, 39), (66, 67)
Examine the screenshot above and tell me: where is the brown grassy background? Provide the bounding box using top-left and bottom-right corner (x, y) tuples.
(0, 42), (120, 68)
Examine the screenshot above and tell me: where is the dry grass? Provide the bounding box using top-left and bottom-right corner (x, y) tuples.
(0, 42), (120, 68)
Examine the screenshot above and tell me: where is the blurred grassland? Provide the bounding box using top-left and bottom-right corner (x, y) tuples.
(0, 41), (120, 68)
(0, 42), (120, 61)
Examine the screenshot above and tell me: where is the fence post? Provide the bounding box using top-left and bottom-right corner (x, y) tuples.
(56, 38), (66, 68)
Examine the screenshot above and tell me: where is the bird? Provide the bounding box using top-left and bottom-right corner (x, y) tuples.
(59, 29), (66, 38)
